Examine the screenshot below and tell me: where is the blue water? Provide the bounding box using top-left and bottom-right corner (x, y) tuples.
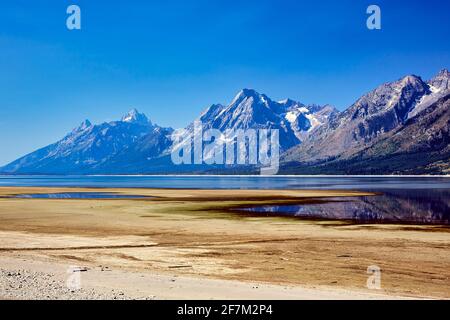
(0, 175), (449, 190)
(241, 188), (450, 225)
(1, 175), (449, 224)
(11, 192), (152, 199)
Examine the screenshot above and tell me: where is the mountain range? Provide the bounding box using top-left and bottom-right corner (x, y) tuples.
(1, 69), (449, 175)
(282, 69), (450, 174)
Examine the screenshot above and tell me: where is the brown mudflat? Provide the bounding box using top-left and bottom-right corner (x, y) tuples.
(0, 187), (448, 299)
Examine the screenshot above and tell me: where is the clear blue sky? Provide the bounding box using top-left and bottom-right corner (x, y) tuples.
(0, 0), (449, 165)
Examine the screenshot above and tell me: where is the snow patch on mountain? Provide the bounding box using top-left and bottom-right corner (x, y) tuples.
(305, 113), (323, 130)
(285, 111), (298, 124)
(121, 108), (151, 125)
(408, 69), (450, 119)
(188, 89), (337, 151)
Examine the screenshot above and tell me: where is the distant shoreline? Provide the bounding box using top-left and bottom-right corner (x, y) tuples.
(0, 174), (449, 177)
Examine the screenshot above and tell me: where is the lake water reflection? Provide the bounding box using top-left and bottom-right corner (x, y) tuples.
(12, 192), (152, 199)
(240, 188), (450, 225)
(1, 175), (449, 224)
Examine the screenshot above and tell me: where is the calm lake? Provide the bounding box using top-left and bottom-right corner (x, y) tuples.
(0, 175), (449, 225)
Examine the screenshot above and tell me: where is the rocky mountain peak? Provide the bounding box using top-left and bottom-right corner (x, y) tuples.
(428, 69), (450, 92)
(121, 108), (151, 125)
(73, 119), (92, 133)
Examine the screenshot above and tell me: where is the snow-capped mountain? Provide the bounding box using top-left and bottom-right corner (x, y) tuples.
(192, 88), (338, 151)
(121, 108), (152, 125)
(408, 69), (450, 119)
(282, 92), (450, 175)
(1, 69), (448, 175)
(283, 69), (450, 163)
(0, 90), (336, 174)
(281, 100), (339, 141)
(351, 92), (450, 170)
(1, 109), (173, 174)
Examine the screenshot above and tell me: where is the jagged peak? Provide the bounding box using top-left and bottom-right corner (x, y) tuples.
(429, 68), (449, 84)
(307, 104), (337, 114)
(427, 69), (450, 93)
(74, 119), (92, 132)
(80, 119), (91, 127)
(278, 98), (292, 104)
(399, 74), (423, 85)
(231, 88), (270, 105)
(238, 88), (260, 97)
(364, 74), (425, 97)
(121, 108), (151, 125)
(435, 68), (449, 78)
(279, 98), (302, 108)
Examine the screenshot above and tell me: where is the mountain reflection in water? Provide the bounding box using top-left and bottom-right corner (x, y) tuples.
(240, 189), (450, 225)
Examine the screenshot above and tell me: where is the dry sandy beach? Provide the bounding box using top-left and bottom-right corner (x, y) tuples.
(0, 187), (448, 300)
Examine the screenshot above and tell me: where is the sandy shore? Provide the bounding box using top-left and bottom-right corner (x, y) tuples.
(0, 187), (448, 300)
(0, 255), (407, 300)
